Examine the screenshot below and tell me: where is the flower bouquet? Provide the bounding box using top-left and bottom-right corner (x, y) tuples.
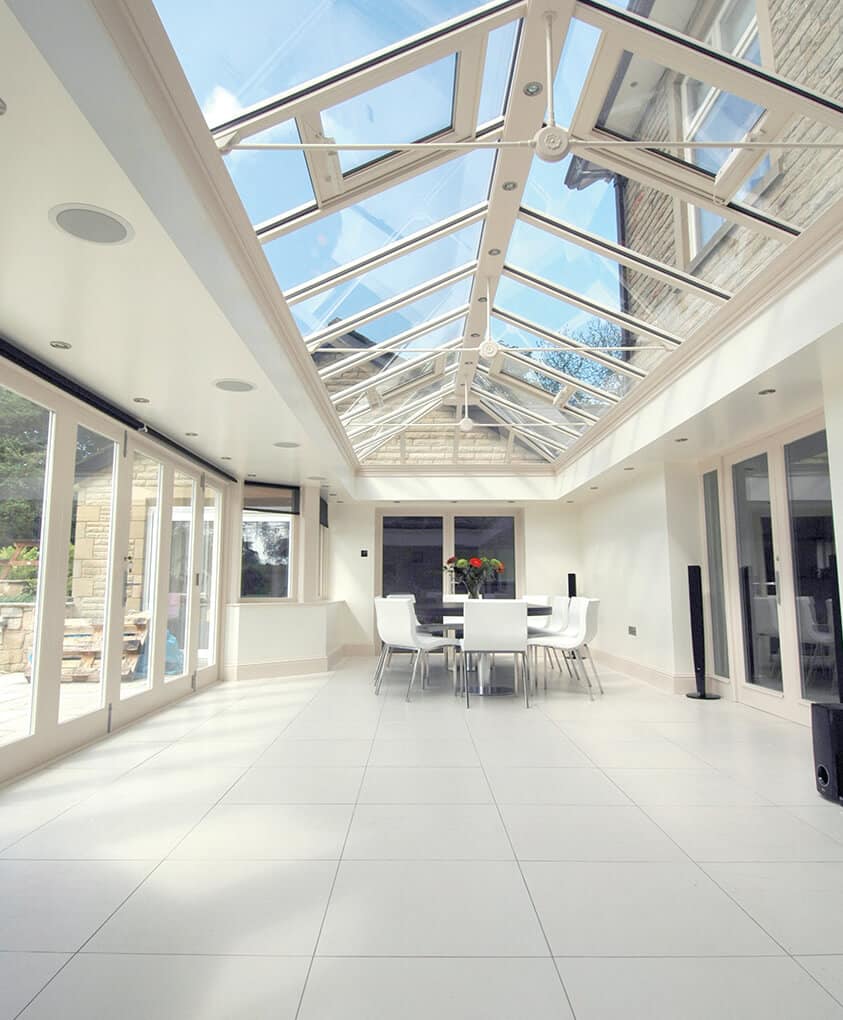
(443, 554), (505, 599)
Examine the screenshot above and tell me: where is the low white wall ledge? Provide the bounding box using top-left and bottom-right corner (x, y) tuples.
(223, 600), (345, 681)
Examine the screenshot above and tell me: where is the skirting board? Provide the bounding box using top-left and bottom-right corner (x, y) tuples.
(223, 647), (346, 682)
(592, 649), (699, 696)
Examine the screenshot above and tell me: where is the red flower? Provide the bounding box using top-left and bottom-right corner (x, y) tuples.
(446, 556), (456, 565)
(469, 557), (483, 568)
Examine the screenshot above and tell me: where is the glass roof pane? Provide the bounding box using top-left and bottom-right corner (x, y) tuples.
(316, 277), (472, 345)
(323, 55), (457, 174)
(735, 117), (843, 230)
(508, 220), (711, 337)
(266, 149), (494, 289)
(595, 0), (841, 102)
(521, 156), (786, 296)
(154, 0), (486, 118)
(553, 18), (601, 128)
(474, 372), (589, 431)
(597, 51), (765, 174)
(492, 314), (635, 397)
(494, 275), (655, 374)
(477, 20), (520, 126)
(292, 221), (481, 335)
(224, 120), (314, 224)
(317, 318), (465, 379)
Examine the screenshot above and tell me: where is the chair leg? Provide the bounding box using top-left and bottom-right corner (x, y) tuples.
(373, 645), (387, 690)
(406, 650), (421, 702)
(522, 652), (531, 708)
(583, 644), (603, 695)
(375, 645), (392, 695)
(572, 649), (594, 701)
(460, 651), (470, 709)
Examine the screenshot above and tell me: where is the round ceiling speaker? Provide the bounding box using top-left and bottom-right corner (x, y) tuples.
(479, 339), (499, 360)
(214, 379), (256, 392)
(533, 125), (570, 163)
(50, 203), (133, 244)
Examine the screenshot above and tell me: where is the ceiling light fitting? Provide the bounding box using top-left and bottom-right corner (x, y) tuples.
(502, 181), (518, 191)
(488, 247), (501, 256)
(132, 397), (150, 404)
(758, 387), (777, 395)
(274, 441), (300, 449)
(50, 341), (72, 350)
(215, 379), (255, 392)
(523, 81), (543, 97)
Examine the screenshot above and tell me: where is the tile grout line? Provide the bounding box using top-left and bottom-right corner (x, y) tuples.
(10, 673), (332, 1019)
(291, 668), (390, 1020)
(460, 680), (581, 1020)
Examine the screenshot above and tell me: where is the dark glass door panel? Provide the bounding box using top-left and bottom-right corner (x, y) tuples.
(455, 516), (516, 598)
(382, 516), (443, 605)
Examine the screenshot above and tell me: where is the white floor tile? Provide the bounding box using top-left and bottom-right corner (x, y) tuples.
(474, 736), (591, 768)
(606, 768), (771, 806)
(60, 741), (169, 772)
(344, 804), (513, 860)
(86, 860), (335, 955)
(318, 860), (548, 956)
(368, 739), (480, 767)
(501, 805), (685, 861)
(797, 957), (843, 1007)
(788, 803), (843, 845)
(557, 957), (843, 1019)
(138, 738), (272, 770)
(18, 954), (310, 1020)
(224, 765), (364, 804)
(704, 862), (843, 954)
(0, 953), (69, 1019)
(645, 805), (843, 862)
(259, 739), (372, 767)
(523, 861), (780, 956)
(572, 738), (710, 769)
(0, 860), (154, 951)
(358, 766), (492, 803)
(298, 958), (573, 1020)
(171, 803), (353, 860)
(485, 766), (630, 805)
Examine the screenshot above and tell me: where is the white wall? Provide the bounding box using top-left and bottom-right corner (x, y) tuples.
(577, 466), (679, 687)
(523, 504), (581, 595)
(328, 502), (377, 652)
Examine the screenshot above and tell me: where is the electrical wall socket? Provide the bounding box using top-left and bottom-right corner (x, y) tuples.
(628, 625), (637, 636)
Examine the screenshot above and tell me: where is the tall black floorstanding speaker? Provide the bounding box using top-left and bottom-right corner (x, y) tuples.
(686, 564), (720, 700)
(568, 573), (577, 597)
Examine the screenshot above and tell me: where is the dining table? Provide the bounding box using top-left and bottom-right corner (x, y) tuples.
(414, 601), (552, 695)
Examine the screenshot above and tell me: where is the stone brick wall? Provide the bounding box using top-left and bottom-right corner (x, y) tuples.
(0, 603), (36, 674)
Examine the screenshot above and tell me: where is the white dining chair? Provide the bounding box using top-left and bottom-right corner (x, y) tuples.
(527, 594), (570, 676)
(797, 595), (835, 689)
(459, 599), (530, 709)
(521, 594), (551, 606)
(528, 598), (602, 700)
(373, 597), (460, 701)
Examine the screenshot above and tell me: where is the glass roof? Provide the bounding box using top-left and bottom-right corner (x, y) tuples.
(153, 0), (843, 469)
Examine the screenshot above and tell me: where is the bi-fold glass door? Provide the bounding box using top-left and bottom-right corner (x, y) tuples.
(720, 419), (841, 723)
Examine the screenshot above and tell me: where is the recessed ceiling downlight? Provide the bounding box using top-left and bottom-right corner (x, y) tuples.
(274, 441), (300, 449)
(50, 203), (133, 245)
(50, 341), (72, 350)
(214, 379), (255, 392)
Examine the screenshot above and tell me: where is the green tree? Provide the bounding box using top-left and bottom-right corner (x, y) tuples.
(0, 387), (51, 548)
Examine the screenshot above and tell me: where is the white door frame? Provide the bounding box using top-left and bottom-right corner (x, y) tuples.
(720, 411), (827, 723)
